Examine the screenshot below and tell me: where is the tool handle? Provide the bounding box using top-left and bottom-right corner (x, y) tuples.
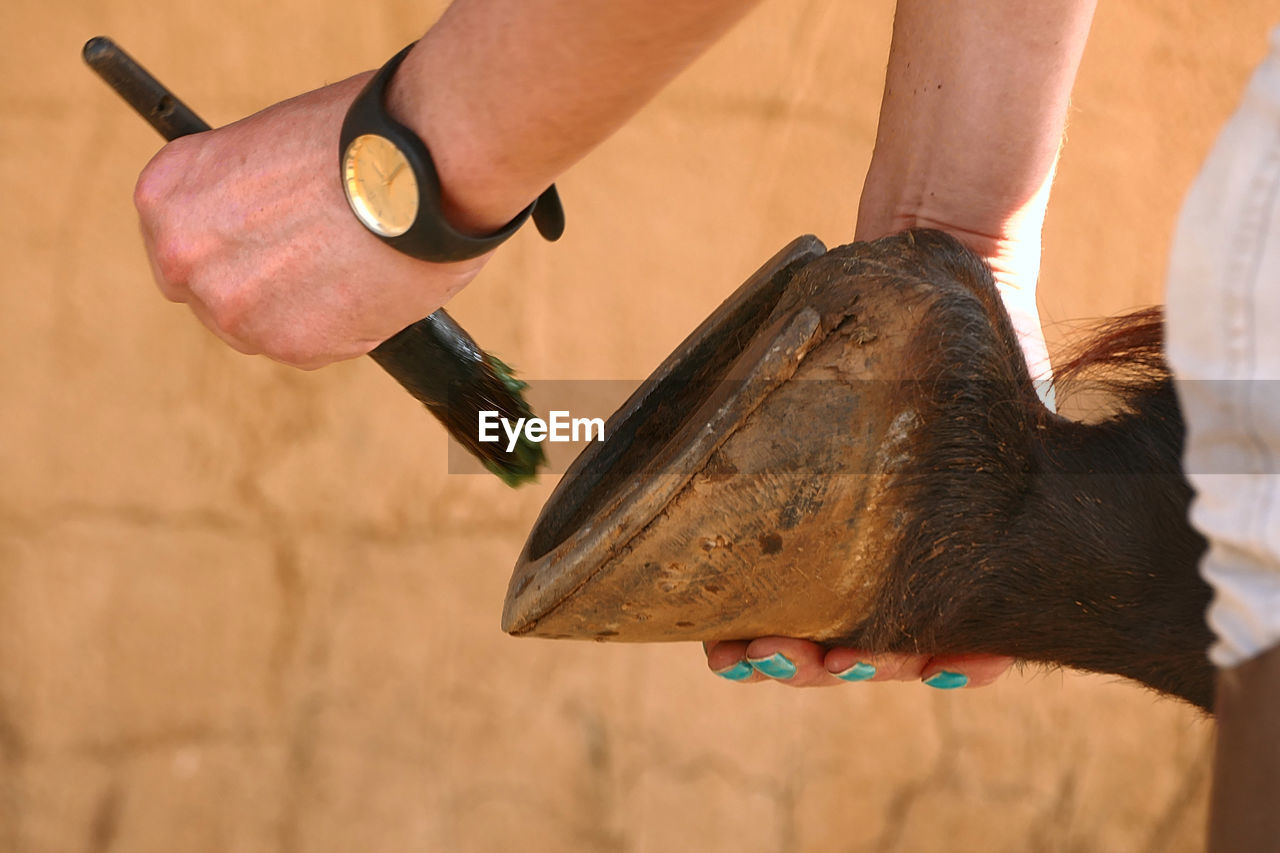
(83, 36), (483, 415)
(83, 37), (211, 137)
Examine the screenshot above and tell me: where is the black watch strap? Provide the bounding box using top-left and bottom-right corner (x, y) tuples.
(340, 43), (564, 262)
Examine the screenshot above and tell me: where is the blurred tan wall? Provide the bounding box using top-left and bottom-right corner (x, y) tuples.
(2, 1), (1276, 851)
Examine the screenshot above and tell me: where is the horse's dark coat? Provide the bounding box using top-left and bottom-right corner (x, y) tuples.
(837, 231), (1213, 710)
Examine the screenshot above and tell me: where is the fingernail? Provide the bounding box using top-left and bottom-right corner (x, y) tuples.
(714, 661), (754, 682)
(923, 671), (969, 690)
(833, 661), (877, 682)
(748, 652), (797, 680)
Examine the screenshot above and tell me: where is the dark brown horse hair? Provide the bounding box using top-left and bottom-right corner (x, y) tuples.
(837, 230), (1213, 711)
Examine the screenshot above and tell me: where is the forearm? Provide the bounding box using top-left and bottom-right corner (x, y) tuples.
(856, 0), (1095, 379)
(389, 0), (763, 233)
(857, 0), (1096, 261)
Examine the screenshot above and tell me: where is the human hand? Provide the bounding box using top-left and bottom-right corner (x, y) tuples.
(133, 73), (490, 369)
(704, 638), (1014, 689)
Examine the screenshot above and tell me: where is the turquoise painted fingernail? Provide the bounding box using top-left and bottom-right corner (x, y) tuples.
(714, 661), (754, 682)
(834, 661), (876, 682)
(924, 671), (968, 690)
(748, 653), (797, 680)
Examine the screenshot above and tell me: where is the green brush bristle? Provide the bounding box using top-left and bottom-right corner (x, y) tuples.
(482, 441), (546, 487)
(482, 354), (546, 487)
(486, 355), (528, 395)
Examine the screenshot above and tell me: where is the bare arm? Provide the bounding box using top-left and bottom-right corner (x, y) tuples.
(389, 0), (761, 233)
(856, 0), (1098, 378)
(134, 0), (761, 367)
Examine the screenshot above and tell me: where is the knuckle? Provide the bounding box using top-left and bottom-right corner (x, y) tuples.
(257, 327), (323, 370)
(132, 170), (159, 219)
(265, 344), (321, 371)
(148, 233), (193, 296)
(204, 284), (256, 342)
(136, 152), (196, 297)
(133, 147), (175, 219)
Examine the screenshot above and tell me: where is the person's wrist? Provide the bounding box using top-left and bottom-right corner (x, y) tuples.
(857, 205), (1042, 283)
(855, 200), (1052, 382)
(381, 39), (541, 238)
(856, 155), (1051, 291)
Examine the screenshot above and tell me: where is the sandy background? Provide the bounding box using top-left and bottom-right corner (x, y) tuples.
(3, 1), (1277, 851)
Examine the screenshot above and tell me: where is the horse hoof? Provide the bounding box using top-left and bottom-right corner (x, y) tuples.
(502, 234), (952, 643)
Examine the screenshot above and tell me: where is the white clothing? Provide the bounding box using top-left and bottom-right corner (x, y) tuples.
(1166, 26), (1280, 667)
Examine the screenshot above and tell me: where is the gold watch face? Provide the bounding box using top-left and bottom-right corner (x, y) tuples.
(342, 134), (419, 237)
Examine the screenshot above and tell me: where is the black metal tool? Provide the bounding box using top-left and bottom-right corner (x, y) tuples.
(83, 36), (546, 485)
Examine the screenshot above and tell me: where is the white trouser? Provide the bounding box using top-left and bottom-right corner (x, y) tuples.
(1165, 26), (1280, 668)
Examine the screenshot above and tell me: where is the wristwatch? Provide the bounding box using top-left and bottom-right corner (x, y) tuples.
(339, 43), (564, 263)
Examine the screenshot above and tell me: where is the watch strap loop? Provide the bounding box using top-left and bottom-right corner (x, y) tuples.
(531, 185), (565, 242)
